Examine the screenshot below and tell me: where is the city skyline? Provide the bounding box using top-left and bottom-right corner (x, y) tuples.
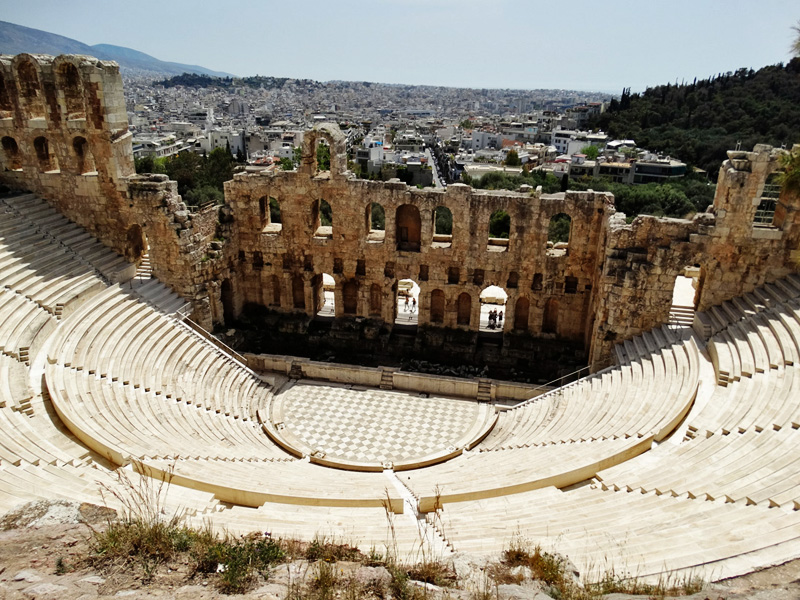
(0, 0), (798, 93)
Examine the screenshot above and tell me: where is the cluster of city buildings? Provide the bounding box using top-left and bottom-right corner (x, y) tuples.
(125, 75), (684, 187)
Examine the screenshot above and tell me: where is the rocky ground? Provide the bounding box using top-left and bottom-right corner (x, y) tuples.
(0, 501), (798, 600)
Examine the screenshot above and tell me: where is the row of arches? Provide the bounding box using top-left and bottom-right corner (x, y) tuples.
(0, 58), (91, 122)
(1, 134), (96, 175)
(254, 195), (573, 252)
(235, 273), (561, 334)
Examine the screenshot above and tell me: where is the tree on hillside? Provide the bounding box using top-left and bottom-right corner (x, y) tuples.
(779, 146), (800, 196)
(505, 149), (522, 166)
(793, 19), (800, 57)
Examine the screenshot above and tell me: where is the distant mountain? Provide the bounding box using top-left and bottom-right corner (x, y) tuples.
(0, 21), (235, 78)
(91, 44), (234, 78)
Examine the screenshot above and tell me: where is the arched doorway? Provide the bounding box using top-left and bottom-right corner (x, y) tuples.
(316, 273), (335, 317)
(542, 298), (559, 334)
(669, 265), (703, 328)
(395, 279), (420, 324)
(396, 204), (421, 252)
(342, 280), (358, 315)
(430, 289), (445, 323)
(221, 279), (235, 324)
(125, 224), (147, 262)
(292, 275), (305, 310)
(479, 285), (508, 331)
(514, 297), (530, 331)
(457, 292), (472, 326)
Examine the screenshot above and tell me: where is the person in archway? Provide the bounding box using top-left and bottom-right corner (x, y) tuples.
(404, 296), (409, 312)
(411, 297), (417, 313)
(499, 310), (503, 323)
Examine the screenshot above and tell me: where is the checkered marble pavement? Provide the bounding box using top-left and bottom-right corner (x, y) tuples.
(272, 382), (487, 466)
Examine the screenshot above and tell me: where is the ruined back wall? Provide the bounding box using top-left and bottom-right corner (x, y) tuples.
(0, 54), (136, 258)
(217, 126), (614, 344)
(588, 144), (800, 369)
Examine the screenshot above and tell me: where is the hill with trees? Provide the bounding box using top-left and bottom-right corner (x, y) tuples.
(589, 58), (800, 179)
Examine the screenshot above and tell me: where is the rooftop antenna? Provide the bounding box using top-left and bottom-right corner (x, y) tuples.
(735, 140), (742, 151)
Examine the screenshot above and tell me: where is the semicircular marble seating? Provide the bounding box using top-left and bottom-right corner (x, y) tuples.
(3, 191), (800, 580)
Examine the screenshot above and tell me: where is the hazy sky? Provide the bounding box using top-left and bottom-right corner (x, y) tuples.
(2, 0), (798, 93)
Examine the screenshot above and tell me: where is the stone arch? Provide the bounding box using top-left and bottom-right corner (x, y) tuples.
(433, 205), (453, 248)
(1, 136), (22, 171)
(480, 285), (508, 331)
(488, 209), (510, 252)
(313, 199), (333, 237)
(221, 279), (235, 324)
(430, 289), (445, 323)
(366, 201), (385, 239)
(259, 196), (281, 231)
(124, 224), (147, 262)
(33, 136), (58, 172)
(396, 204), (421, 252)
(547, 213), (572, 257)
(514, 297), (530, 331)
(369, 283), (382, 316)
(292, 275), (305, 309)
(457, 292), (471, 326)
(300, 123), (347, 177)
(57, 61), (85, 120)
(342, 280), (358, 315)
(0, 70), (13, 118)
(15, 57), (45, 119)
(72, 136), (95, 174)
(542, 298), (559, 334)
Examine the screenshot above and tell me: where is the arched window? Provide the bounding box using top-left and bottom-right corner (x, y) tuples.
(0, 72), (13, 118)
(315, 138), (330, 173)
(457, 292), (471, 326)
(507, 271), (519, 289)
(17, 60), (45, 119)
(1, 136), (22, 171)
(313, 199), (333, 238)
(532, 273), (543, 292)
(366, 202), (385, 243)
(430, 289), (445, 323)
(34, 136), (58, 172)
(259, 196), (281, 232)
(396, 204), (421, 252)
(370, 283), (382, 316)
(342, 280), (358, 315)
(488, 209), (510, 252)
(72, 136), (95, 174)
(433, 206), (453, 248)
(514, 297), (530, 331)
(547, 213), (571, 257)
(58, 62), (85, 120)
(542, 298), (559, 334)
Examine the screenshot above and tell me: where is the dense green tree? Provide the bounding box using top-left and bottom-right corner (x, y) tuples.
(184, 184), (223, 207)
(505, 149), (522, 166)
(548, 214), (571, 243)
(280, 157), (294, 170)
(489, 210), (510, 238)
(316, 143), (331, 171)
(371, 202), (385, 230)
(434, 206), (452, 235)
(580, 145), (599, 160)
(203, 147), (235, 191)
